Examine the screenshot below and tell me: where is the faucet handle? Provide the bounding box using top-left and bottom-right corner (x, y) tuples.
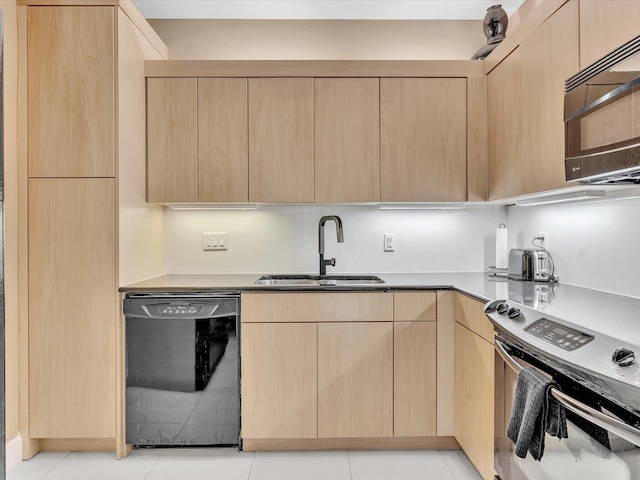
(329, 258), (336, 267)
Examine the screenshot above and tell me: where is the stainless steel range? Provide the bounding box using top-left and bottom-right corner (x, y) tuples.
(485, 299), (640, 480)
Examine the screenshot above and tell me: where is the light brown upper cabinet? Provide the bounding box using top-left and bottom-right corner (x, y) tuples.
(146, 77), (248, 203)
(488, 48), (522, 200)
(380, 78), (467, 202)
(146, 77), (198, 203)
(249, 78), (314, 203)
(315, 78), (380, 203)
(198, 78), (249, 203)
(27, 6), (115, 178)
(487, 0), (579, 200)
(579, 0), (640, 69)
(518, 0), (579, 195)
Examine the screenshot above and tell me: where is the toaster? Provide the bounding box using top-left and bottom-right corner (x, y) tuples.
(507, 248), (550, 282)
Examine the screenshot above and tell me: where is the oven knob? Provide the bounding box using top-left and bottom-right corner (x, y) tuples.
(612, 347), (635, 367)
(507, 307), (521, 319)
(496, 302), (509, 314)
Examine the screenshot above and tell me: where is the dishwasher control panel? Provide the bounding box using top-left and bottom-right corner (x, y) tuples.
(157, 304), (203, 316)
(124, 295), (238, 320)
(525, 317), (594, 351)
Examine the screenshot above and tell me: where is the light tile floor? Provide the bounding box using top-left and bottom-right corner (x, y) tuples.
(8, 448), (483, 480)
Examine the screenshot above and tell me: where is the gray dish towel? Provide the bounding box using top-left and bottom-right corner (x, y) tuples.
(507, 366), (568, 461)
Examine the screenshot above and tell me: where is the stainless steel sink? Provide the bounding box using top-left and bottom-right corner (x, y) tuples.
(255, 274), (385, 286)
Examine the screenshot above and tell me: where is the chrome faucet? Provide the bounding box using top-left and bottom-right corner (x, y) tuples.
(318, 215), (344, 276)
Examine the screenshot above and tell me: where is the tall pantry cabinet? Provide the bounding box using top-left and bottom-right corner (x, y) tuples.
(18, 1), (167, 458)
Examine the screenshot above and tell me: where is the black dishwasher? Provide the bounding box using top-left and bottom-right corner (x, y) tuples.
(123, 292), (240, 447)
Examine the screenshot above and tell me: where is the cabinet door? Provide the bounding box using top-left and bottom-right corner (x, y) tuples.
(241, 323), (317, 439)
(318, 322), (393, 438)
(519, 0), (579, 195)
(580, 0), (640, 68)
(315, 78), (380, 202)
(394, 322), (437, 437)
(489, 1), (579, 199)
(249, 78), (314, 203)
(28, 6), (115, 177)
(28, 178), (116, 438)
(198, 78), (249, 203)
(488, 47), (522, 200)
(380, 78), (467, 202)
(455, 323), (495, 480)
(147, 77), (198, 203)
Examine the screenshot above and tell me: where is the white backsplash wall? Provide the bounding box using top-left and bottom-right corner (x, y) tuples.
(506, 196), (640, 298)
(165, 205), (506, 274)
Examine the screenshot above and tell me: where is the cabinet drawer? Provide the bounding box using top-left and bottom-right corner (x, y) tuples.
(393, 291), (437, 321)
(454, 293), (494, 343)
(241, 292), (393, 323)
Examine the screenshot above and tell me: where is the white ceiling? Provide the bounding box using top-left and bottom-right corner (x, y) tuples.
(132, 1), (526, 20)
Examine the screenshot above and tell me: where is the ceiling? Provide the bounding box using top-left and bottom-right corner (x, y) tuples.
(132, 1), (526, 20)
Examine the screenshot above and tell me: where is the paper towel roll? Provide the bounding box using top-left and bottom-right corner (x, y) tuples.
(495, 224), (508, 269)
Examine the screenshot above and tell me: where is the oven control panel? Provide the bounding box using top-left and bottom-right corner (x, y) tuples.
(525, 317), (594, 351)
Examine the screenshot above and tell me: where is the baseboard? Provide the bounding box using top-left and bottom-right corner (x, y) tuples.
(6, 434), (23, 472)
(39, 438), (115, 452)
(242, 436), (461, 451)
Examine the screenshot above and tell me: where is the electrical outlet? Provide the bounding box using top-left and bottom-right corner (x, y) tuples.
(203, 232), (228, 251)
(537, 232), (548, 250)
(384, 233), (395, 252)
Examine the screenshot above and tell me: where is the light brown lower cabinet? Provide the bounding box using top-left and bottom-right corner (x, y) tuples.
(28, 178), (117, 438)
(455, 295), (495, 480)
(394, 321), (437, 436)
(318, 322), (393, 438)
(240, 291), (445, 448)
(241, 323), (318, 439)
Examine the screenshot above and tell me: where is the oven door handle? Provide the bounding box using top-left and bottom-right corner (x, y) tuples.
(495, 339), (640, 447)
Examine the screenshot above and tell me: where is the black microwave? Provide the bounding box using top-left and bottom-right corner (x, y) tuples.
(565, 35), (640, 184)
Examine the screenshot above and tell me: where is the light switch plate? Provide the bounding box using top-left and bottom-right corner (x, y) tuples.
(203, 232), (228, 251)
(384, 233), (395, 252)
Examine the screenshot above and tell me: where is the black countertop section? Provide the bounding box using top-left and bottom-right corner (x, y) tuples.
(120, 272), (640, 348)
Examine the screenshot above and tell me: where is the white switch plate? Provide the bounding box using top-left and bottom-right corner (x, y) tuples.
(203, 232), (228, 251)
(384, 233), (395, 252)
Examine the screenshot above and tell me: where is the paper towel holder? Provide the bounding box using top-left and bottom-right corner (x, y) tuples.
(491, 223), (509, 276)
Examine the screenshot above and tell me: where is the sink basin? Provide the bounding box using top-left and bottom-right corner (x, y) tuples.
(255, 274), (385, 286)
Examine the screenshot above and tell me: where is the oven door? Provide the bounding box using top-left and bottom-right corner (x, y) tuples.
(495, 340), (640, 480)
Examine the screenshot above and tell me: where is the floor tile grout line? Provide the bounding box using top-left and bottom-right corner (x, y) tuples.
(39, 451), (72, 480)
(246, 451), (256, 480)
(141, 454), (163, 480)
(438, 449), (459, 480)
